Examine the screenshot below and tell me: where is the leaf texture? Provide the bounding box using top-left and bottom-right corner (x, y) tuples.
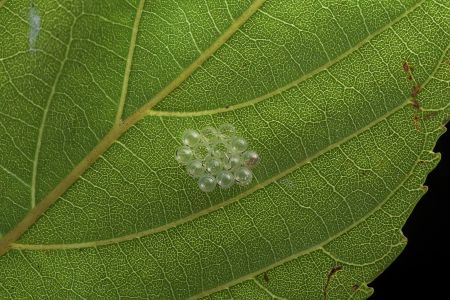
(0, 0), (449, 299)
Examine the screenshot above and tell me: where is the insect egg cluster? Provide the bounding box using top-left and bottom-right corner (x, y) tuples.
(175, 124), (260, 192)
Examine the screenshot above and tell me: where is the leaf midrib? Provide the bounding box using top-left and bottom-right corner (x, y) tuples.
(0, 0), (266, 256)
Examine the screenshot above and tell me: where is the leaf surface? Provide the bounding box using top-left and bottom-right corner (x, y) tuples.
(0, 0), (449, 299)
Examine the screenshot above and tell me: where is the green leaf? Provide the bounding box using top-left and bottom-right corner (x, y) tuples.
(0, 0), (448, 299)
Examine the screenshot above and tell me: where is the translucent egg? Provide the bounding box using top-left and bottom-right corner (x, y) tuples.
(210, 142), (228, 159)
(193, 143), (210, 159)
(175, 146), (193, 164)
(182, 129), (201, 146)
(224, 154), (242, 171)
(217, 171), (235, 189)
(242, 150), (260, 168)
(198, 174), (217, 192)
(200, 126), (219, 143)
(186, 160), (205, 178)
(230, 136), (248, 153)
(234, 167), (253, 186)
(218, 123), (236, 138)
(205, 157), (223, 175)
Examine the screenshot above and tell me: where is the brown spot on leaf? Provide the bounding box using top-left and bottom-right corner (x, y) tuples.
(403, 61), (411, 73)
(413, 114), (421, 131)
(323, 265), (343, 300)
(352, 284), (360, 292)
(411, 84), (421, 98)
(263, 272), (269, 283)
(328, 265), (342, 277)
(403, 61), (416, 83)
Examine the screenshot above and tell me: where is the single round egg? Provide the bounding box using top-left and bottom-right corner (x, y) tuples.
(186, 160), (205, 178)
(193, 143), (210, 159)
(224, 154), (242, 171)
(198, 174), (217, 192)
(242, 150), (260, 168)
(230, 136), (248, 153)
(205, 157), (223, 175)
(175, 146), (193, 164)
(200, 126), (219, 143)
(217, 171), (235, 189)
(234, 167), (253, 186)
(182, 129), (201, 146)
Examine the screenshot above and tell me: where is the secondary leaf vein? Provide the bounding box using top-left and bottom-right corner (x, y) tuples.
(114, 0), (146, 125)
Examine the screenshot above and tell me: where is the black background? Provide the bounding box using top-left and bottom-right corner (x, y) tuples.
(370, 127), (449, 298)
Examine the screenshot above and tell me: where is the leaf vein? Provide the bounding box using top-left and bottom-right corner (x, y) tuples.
(31, 13), (77, 209)
(115, 0), (146, 125)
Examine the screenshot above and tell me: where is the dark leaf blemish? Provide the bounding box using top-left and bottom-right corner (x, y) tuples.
(411, 84), (421, 98)
(323, 265), (343, 299)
